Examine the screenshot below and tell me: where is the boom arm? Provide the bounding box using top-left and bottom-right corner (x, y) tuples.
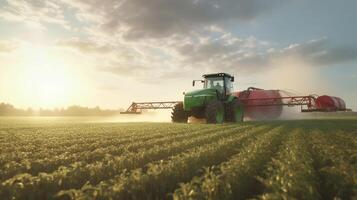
(121, 101), (182, 114)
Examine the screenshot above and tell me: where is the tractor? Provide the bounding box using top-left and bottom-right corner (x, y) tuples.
(171, 73), (243, 124)
(121, 73), (351, 122)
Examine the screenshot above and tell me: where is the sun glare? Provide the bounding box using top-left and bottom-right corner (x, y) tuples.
(20, 45), (75, 108)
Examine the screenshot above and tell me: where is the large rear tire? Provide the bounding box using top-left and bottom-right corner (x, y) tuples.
(171, 103), (189, 123)
(226, 99), (244, 122)
(205, 100), (225, 124)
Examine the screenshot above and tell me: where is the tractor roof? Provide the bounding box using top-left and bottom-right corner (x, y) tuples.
(202, 73), (234, 78)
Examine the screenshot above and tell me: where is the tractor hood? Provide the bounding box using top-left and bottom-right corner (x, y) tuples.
(185, 88), (217, 97)
(184, 88), (218, 111)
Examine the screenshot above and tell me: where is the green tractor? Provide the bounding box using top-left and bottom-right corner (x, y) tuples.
(172, 73), (244, 123)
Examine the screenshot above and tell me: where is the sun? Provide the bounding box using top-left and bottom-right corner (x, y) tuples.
(20, 45), (75, 108)
(30, 67), (70, 106)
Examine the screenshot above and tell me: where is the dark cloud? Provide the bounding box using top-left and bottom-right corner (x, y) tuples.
(51, 0), (357, 82)
(56, 34), (357, 82)
(171, 37), (357, 74)
(275, 38), (357, 66)
(62, 0), (284, 39)
(173, 34), (263, 62)
(162, 33), (270, 73)
(78, 34), (357, 82)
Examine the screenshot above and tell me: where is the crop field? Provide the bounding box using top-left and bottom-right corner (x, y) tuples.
(0, 118), (356, 200)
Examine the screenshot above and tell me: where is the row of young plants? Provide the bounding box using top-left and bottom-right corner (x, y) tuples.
(257, 129), (321, 199)
(0, 124), (220, 181)
(0, 124), (258, 199)
(0, 123), (232, 181)
(55, 125), (277, 200)
(0, 123), (208, 160)
(307, 129), (356, 199)
(173, 126), (286, 200)
(0, 123), (207, 160)
(0, 125), (149, 161)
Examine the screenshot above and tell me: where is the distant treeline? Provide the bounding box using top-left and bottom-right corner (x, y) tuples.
(0, 103), (124, 116)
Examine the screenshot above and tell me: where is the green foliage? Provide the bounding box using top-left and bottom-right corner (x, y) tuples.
(173, 126), (286, 200)
(0, 119), (356, 200)
(308, 130), (357, 199)
(257, 129), (321, 200)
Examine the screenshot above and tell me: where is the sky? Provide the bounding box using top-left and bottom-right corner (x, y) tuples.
(0, 0), (356, 110)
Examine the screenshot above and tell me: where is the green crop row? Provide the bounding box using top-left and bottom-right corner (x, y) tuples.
(0, 120), (356, 200)
(173, 126), (286, 200)
(0, 124), (226, 181)
(0, 125), (257, 199)
(0, 124), (208, 159)
(307, 129), (357, 199)
(257, 129), (321, 199)
(56, 125), (275, 200)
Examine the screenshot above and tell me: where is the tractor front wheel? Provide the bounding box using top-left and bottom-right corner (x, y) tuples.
(171, 103), (189, 123)
(205, 100), (224, 124)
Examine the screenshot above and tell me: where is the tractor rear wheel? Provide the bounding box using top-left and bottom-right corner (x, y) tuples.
(205, 100), (224, 124)
(171, 103), (189, 123)
(226, 99), (244, 122)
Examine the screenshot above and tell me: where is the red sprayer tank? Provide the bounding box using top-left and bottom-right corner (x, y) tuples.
(315, 95), (346, 111)
(234, 88), (283, 120)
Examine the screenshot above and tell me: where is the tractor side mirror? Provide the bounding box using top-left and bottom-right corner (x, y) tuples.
(192, 81), (195, 86)
(231, 77), (234, 82)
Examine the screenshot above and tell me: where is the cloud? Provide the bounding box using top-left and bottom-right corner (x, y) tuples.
(56, 38), (112, 54)
(0, 40), (22, 53)
(0, 0), (68, 29)
(176, 37), (357, 74)
(60, 34), (357, 84)
(274, 38), (357, 66)
(167, 32), (271, 73)
(8, 0), (351, 84)
(61, 0), (284, 39)
(98, 57), (193, 84)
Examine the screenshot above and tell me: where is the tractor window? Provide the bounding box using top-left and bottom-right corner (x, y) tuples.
(225, 77), (233, 94)
(204, 77), (224, 94)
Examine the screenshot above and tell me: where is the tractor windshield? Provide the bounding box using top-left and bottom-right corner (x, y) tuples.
(204, 77), (224, 94)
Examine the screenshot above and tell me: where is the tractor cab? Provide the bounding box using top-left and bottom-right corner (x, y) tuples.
(193, 73), (235, 99)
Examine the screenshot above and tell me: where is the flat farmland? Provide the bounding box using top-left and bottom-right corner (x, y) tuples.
(0, 118), (356, 200)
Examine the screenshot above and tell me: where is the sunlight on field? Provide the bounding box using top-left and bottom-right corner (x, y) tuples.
(0, 118), (356, 199)
(0, 110), (172, 125)
(1, 108), (356, 127)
